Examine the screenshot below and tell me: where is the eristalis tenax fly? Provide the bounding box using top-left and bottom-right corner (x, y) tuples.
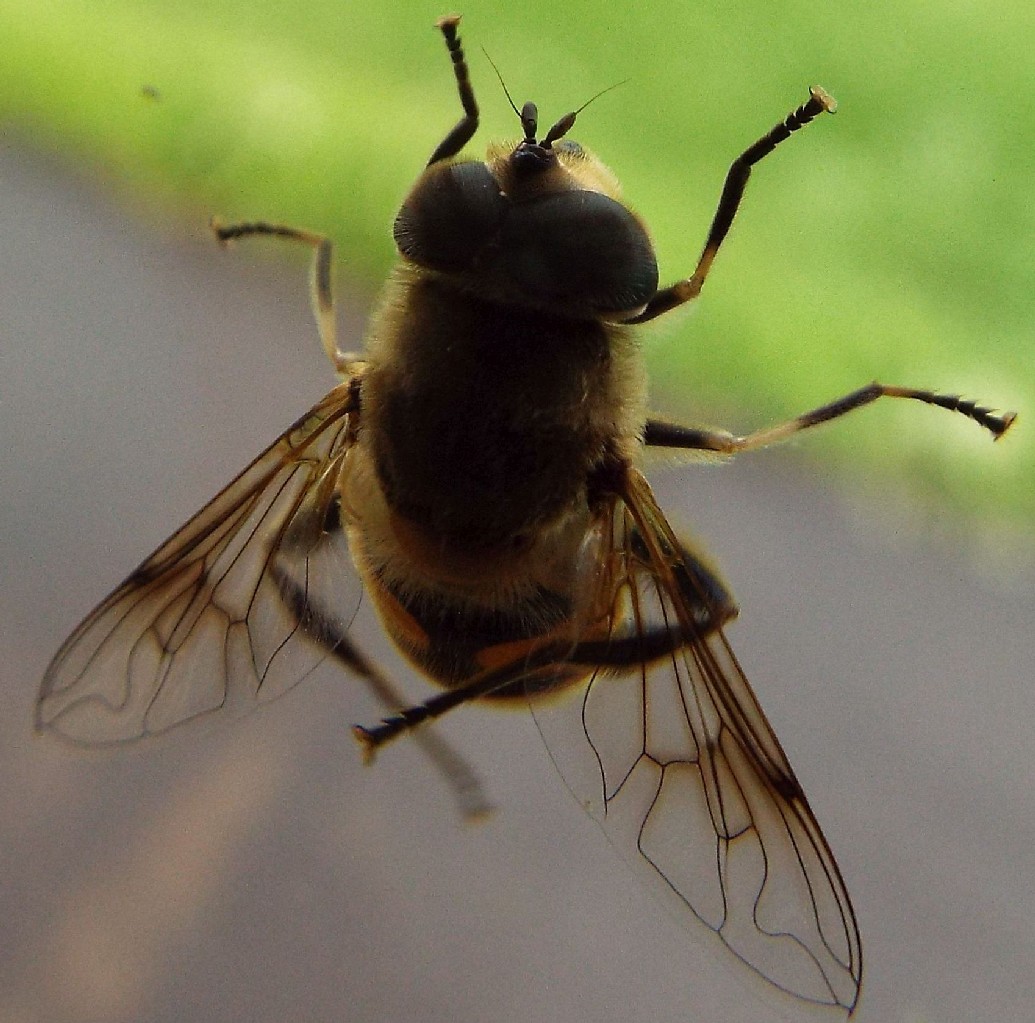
(36, 14), (1015, 1016)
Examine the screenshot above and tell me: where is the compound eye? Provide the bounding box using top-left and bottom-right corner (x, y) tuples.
(498, 190), (658, 316)
(394, 161), (505, 271)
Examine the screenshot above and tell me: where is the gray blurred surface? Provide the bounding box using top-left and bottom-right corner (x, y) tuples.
(2, 142), (1033, 1023)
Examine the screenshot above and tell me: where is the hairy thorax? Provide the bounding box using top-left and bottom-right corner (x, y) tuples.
(357, 270), (647, 561)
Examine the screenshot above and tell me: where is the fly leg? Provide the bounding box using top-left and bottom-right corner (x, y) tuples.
(352, 626), (698, 757)
(211, 219), (361, 377)
(273, 562), (493, 820)
(627, 87), (836, 325)
(644, 383), (1016, 453)
(426, 15), (480, 166)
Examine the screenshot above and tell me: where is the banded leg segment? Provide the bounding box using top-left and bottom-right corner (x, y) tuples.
(351, 626), (699, 757)
(628, 87), (837, 325)
(426, 16), (480, 166)
(644, 382), (1016, 454)
(274, 560), (493, 821)
(211, 219), (358, 375)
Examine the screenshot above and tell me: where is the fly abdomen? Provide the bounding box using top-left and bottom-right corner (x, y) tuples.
(368, 564), (574, 691)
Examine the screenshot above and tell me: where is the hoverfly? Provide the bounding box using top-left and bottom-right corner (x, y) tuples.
(37, 14), (1015, 1016)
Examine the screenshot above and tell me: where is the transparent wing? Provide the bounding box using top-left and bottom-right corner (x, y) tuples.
(37, 380), (362, 745)
(532, 468), (862, 1013)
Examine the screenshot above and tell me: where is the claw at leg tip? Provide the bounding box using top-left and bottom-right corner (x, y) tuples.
(810, 85), (838, 113)
(351, 724), (377, 765)
(208, 215), (231, 246)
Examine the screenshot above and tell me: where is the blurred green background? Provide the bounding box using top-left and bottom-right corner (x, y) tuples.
(3, 0), (1032, 557)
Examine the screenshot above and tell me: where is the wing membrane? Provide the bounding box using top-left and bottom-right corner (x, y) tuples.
(532, 468), (862, 1012)
(37, 381), (361, 744)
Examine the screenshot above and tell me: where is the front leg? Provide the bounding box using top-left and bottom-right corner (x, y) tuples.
(628, 87), (836, 325)
(425, 16), (480, 166)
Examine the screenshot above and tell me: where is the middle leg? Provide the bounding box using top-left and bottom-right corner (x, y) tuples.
(644, 382), (1016, 453)
(211, 218), (361, 376)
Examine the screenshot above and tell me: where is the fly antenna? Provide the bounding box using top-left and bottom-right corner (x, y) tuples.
(482, 47), (537, 142)
(542, 79), (629, 147)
